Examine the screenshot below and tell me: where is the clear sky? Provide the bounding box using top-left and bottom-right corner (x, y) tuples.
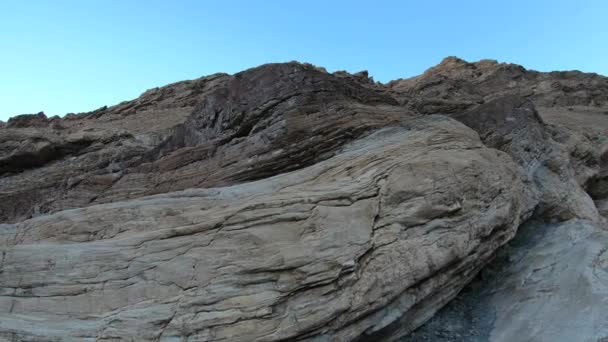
(0, 0), (606, 121)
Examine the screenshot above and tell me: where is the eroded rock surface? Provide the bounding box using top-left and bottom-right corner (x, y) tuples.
(401, 218), (608, 342)
(0, 63), (401, 224)
(1, 58), (608, 341)
(388, 56), (608, 114)
(1, 119), (534, 341)
(394, 60), (608, 342)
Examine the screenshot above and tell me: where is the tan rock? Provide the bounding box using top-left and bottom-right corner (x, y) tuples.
(0, 118), (532, 341)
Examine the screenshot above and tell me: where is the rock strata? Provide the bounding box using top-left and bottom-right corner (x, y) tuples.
(1, 58), (608, 341)
(1, 119), (533, 341)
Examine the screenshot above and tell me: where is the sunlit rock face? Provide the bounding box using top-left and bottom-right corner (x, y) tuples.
(1, 58), (607, 341)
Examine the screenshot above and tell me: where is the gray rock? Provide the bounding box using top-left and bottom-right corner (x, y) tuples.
(401, 218), (608, 342)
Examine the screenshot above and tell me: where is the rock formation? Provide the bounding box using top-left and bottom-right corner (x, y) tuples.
(1, 57), (607, 341)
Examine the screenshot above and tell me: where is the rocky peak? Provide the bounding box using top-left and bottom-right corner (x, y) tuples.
(6, 111), (50, 128)
(386, 56), (608, 114)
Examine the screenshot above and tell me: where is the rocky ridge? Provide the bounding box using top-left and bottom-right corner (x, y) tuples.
(1, 57), (607, 341)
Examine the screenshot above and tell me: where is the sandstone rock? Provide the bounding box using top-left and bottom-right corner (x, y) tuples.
(451, 95), (599, 221)
(0, 72), (231, 224)
(393, 60), (608, 341)
(0, 63), (402, 224)
(1, 58), (608, 341)
(0, 118), (533, 341)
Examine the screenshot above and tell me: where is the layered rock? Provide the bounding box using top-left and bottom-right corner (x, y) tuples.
(451, 96), (599, 221)
(0, 72), (230, 223)
(387, 56), (608, 114)
(1, 117), (534, 341)
(397, 95), (606, 342)
(393, 61), (608, 342)
(1, 58), (608, 341)
(401, 217), (608, 342)
(0, 63), (401, 224)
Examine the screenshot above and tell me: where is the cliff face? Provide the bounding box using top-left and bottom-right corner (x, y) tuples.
(1, 58), (607, 341)
(0, 63), (403, 224)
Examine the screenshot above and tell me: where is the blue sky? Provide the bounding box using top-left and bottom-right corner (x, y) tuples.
(0, 0), (606, 121)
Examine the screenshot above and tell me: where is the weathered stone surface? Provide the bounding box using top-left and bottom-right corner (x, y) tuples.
(452, 96), (599, 221)
(5, 112), (50, 128)
(0, 72), (230, 224)
(401, 217), (608, 342)
(1, 58), (608, 341)
(0, 63), (405, 224)
(1, 118), (533, 341)
(394, 61), (608, 342)
(388, 56), (608, 114)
